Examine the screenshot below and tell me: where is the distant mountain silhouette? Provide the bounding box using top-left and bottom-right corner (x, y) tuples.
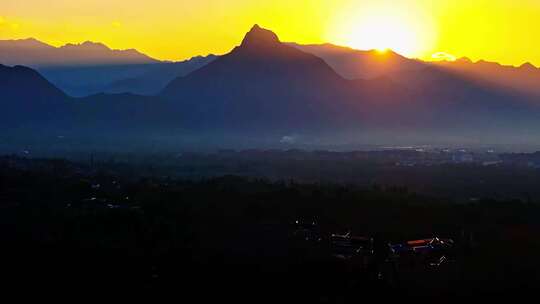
(0, 64), (66, 100)
(290, 41), (540, 126)
(3, 26), (540, 151)
(0, 63), (178, 147)
(431, 58), (540, 97)
(161, 25), (540, 145)
(0, 39), (217, 97)
(104, 55), (217, 95)
(161, 25), (371, 135)
(291, 42), (540, 99)
(38, 55), (217, 97)
(0, 38), (157, 67)
(0, 64), (69, 127)
(287, 42), (425, 79)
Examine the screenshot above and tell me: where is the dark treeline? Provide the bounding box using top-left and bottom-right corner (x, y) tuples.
(1, 157), (540, 300)
(5, 151), (540, 200)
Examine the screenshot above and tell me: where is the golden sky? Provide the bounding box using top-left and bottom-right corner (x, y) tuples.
(0, 0), (539, 66)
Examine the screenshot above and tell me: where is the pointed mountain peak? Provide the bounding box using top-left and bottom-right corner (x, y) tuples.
(241, 24), (280, 48)
(520, 62), (537, 70)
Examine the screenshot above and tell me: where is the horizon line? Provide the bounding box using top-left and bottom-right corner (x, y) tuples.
(1, 35), (538, 69)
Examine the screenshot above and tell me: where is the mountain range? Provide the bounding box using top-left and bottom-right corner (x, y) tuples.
(431, 58), (540, 97)
(1, 25), (540, 151)
(0, 38), (158, 67)
(287, 42), (426, 79)
(0, 38), (216, 96)
(0, 64), (67, 124)
(288, 42), (540, 99)
(39, 55), (216, 96)
(3, 35), (540, 98)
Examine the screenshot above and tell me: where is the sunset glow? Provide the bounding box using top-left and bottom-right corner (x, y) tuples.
(326, 2), (436, 57)
(1, 0), (540, 66)
(341, 15), (425, 55)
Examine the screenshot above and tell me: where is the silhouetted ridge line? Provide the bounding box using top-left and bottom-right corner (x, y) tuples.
(241, 24), (281, 48)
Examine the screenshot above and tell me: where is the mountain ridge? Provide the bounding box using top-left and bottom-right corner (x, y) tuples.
(291, 42), (540, 98)
(3, 25), (540, 150)
(0, 37), (218, 96)
(161, 25), (360, 133)
(161, 25), (540, 144)
(4, 35), (540, 98)
(0, 38), (158, 67)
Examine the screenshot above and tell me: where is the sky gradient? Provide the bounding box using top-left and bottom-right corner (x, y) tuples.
(0, 0), (539, 66)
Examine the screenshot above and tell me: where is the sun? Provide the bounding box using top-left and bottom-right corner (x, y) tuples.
(347, 15), (420, 55)
(328, 4), (436, 58)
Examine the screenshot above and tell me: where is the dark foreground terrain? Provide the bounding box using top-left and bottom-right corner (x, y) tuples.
(1, 155), (540, 301)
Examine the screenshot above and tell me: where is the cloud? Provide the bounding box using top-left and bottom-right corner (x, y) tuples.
(431, 52), (457, 62)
